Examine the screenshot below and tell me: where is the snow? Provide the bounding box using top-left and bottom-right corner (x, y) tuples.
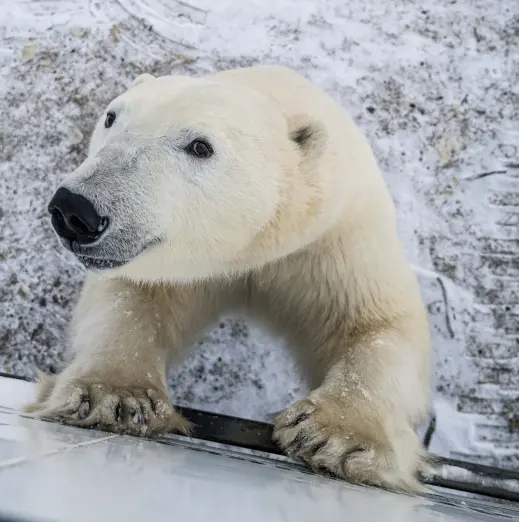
(0, 0), (518, 468)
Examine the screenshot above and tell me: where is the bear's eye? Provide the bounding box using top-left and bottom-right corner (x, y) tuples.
(184, 139), (213, 159)
(104, 111), (116, 129)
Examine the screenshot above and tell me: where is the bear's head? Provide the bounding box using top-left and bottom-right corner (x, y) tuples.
(48, 73), (327, 282)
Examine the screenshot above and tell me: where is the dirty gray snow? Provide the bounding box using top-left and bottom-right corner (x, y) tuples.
(0, 0), (517, 467)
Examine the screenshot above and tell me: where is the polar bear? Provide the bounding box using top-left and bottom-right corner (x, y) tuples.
(26, 65), (431, 492)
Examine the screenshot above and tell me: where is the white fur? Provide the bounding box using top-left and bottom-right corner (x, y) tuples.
(27, 65), (431, 492)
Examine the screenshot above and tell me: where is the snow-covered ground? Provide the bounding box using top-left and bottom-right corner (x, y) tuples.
(0, 0), (517, 468)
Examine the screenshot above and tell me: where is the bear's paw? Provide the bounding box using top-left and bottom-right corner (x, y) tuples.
(25, 380), (191, 437)
(273, 394), (426, 492)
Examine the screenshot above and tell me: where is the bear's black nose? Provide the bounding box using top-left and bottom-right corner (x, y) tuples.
(48, 187), (108, 244)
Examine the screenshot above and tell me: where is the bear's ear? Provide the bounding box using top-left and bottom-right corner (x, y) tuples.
(130, 73), (156, 89)
(288, 114), (327, 160)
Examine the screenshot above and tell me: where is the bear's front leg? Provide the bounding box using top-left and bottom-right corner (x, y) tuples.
(24, 275), (206, 437)
(273, 324), (430, 492)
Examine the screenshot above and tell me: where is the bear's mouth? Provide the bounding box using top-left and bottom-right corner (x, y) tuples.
(72, 237), (163, 271)
(76, 255), (127, 270)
